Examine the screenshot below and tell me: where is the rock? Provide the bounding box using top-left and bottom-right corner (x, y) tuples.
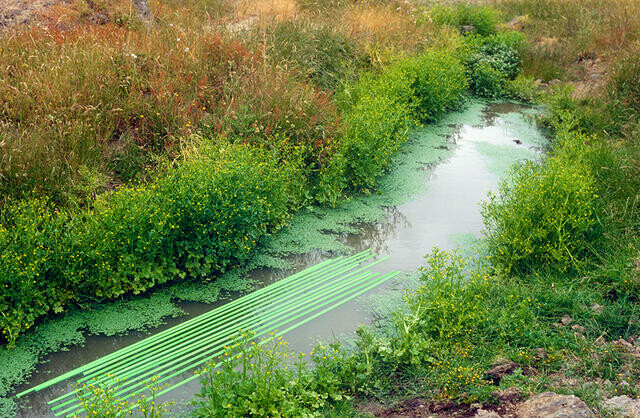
(613, 339), (640, 360)
(571, 324), (586, 333)
(505, 15), (527, 31)
(461, 24), (475, 33)
(492, 386), (523, 403)
(487, 360), (518, 382)
(475, 409), (501, 418)
(536, 348), (549, 361)
(602, 396), (640, 417)
(432, 399), (455, 412)
(561, 315), (573, 325)
(517, 392), (593, 417)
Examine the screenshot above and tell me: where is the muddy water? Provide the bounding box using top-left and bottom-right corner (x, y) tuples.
(14, 102), (546, 416)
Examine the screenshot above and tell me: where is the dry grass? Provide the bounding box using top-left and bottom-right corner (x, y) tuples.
(339, 2), (431, 64)
(0, 0), (451, 207)
(479, 0), (640, 81)
(233, 0), (297, 21)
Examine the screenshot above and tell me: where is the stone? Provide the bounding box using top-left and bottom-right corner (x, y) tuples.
(571, 324), (586, 333)
(492, 386), (523, 403)
(536, 348), (549, 361)
(601, 395), (640, 417)
(475, 409), (501, 418)
(561, 315), (573, 325)
(517, 392), (593, 417)
(505, 15), (527, 31)
(461, 24), (475, 33)
(487, 360), (518, 382)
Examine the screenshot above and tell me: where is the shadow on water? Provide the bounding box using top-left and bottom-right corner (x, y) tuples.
(13, 102), (547, 417)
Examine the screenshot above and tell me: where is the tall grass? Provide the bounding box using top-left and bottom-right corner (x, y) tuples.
(481, 0), (640, 80)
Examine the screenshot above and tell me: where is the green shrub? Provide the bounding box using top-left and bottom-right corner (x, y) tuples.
(506, 74), (541, 102)
(338, 95), (413, 192)
(0, 199), (70, 346)
(332, 51), (468, 194)
(194, 332), (348, 417)
(431, 4), (501, 36)
(464, 32), (527, 97)
(0, 141), (304, 344)
(470, 60), (505, 98)
(482, 137), (599, 274)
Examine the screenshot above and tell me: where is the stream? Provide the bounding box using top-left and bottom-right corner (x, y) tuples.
(13, 101), (547, 417)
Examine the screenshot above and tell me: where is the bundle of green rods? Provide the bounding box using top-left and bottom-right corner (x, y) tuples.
(16, 249), (398, 417)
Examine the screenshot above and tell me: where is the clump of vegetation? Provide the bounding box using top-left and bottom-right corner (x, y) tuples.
(325, 50), (468, 197)
(74, 375), (172, 417)
(609, 43), (640, 110)
(463, 31), (527, 98)
(194, 331), (351, 417)
(431, 3), (501, 36)
(0, 141), (304, 344)
(261, 20), (365, 91)
(482, 130), (599, 274)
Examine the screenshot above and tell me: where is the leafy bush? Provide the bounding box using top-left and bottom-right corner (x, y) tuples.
(482, 132), (599, 274)
(506, 74), (541, 102)
(338, 95), (414, 192)
(0, 199), (70, 345)
(464, 32), (527, 97)
(431, 3), (501, 36)
(194, 332), (348, 417)
(469, 60), (505, 98)
(0, 141), (304, 344)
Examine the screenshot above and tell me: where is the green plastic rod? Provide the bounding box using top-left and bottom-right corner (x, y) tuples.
(54, 269), (386, 416)
(153, 271), (399, 399)
(53, 269), (379, 414)
(75, 262), (376, 389)
(18, 251), (371, 399)
(75, 254), (375, 384)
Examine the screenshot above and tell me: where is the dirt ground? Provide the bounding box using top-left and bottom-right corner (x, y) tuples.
(0, 0), (65, 29)
(360, 397), (520, 418)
